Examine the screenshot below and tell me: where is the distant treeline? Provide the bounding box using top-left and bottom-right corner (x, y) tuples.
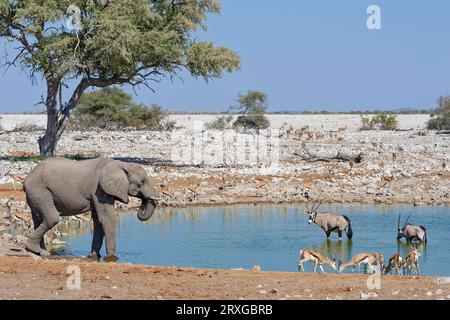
(167, 109), (435, 115)
(1, 108), (435, 116)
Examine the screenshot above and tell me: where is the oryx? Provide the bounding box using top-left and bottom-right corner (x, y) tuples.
(306, 202), (353, 240)
(397, 214), (427, 243)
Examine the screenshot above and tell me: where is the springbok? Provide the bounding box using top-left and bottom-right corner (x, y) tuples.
(338, 252), (383, 274)
(404, 246), (421, 275)
(306, 202), (353, 240)
(298, 249), (337, 273)
(383, 253), (404, 275)
(397, 215), (427, 243)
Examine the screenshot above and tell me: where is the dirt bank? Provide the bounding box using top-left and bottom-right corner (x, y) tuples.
(0, 255), (448, 300)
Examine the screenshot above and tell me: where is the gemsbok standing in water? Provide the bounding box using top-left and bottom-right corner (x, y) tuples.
(298, 249), (337, 273)
(306, 202), (353, 240)
(397, 215), (427, 243)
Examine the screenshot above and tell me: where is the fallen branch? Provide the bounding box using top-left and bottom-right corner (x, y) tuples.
(295, 144), (363, 164)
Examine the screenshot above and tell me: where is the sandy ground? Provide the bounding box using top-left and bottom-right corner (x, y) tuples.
(0, 255), (449, 300)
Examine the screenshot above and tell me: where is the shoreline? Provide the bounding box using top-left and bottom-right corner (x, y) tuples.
(0, 255), (449, 300)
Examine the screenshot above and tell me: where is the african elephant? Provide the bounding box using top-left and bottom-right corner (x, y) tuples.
(23, 157), (159, 262)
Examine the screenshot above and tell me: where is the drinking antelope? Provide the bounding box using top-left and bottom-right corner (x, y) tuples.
(404, 246), (421, 275)
(397, 215), (427, 243)
(383, 253), (404, 275)
(298, 249), (337, 273)
(338, 252), (383, 274)
(306, 202), (353, 240)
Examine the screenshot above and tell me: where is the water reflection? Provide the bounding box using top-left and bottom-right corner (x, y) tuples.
(310, 239), (353, 261)
(61, 203), (450, 276)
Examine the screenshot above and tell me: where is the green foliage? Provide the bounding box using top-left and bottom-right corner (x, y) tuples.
(428, 96), (450, 130)
(360, 113), (398, 131)
(1, 0), (240, 154)
(0, 0), (240, 81)
(360, 115), (373, 130)
(233, 91), (268, 115)
(205, 115), (233, 130)
(233, 114), (270, 130)
(72, 88), (166, 129)
(230, 91), (270, 129)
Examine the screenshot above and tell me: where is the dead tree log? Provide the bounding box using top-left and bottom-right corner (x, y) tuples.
(295, 144), (363, 164)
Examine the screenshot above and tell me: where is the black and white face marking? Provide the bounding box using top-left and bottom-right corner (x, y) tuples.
(308, 212), (317, 224)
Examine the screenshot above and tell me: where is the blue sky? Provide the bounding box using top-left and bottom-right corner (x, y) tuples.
(1, 0), (450, 113)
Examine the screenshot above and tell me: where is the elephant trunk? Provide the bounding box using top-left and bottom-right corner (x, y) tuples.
(137, 198), (156, 221)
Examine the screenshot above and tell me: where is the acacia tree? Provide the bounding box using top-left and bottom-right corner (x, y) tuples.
(232, 91), (270, 129)
(0, 0), (240, 156)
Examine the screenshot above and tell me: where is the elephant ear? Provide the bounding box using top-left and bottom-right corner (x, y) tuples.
(99, 162), (129, 204)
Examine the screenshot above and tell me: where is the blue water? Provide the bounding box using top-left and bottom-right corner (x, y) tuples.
(58, 204), (450, 276)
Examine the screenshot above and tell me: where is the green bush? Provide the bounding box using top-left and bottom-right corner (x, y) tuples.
(233, 114), (270, 130)
(360, 113), (398, 130)
(72, 88), (166, 130)
(205, 115), (233, 130)
(428, 96), (450, 130)
(371, 113), (398, 130)
(428, 115), (450, 130)
(360, 115), (373, 130)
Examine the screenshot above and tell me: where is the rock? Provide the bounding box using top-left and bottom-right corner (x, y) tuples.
(50, 239), (67, 246)
(361, 292), (378, 300)
(435, 277), (450, 285)
(259, 290), (267, 295)
(436, 289), (443, 295)
(392, 290), (400, 295)
(270, 288), (278, 294)
(251, 265), (261, 272)
(426, 291), (433, 297)
(14, 235), (28, 244)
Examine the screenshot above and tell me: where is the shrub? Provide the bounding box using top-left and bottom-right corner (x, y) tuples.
(205, 115), (233, 130)
(72, 88), (166, 130)
(371, 113), (398, 130)
(233, 114), (270, 130)
(428, 96), (450, 130)
(360, 113), (398, 130)
(360, 115), (373, 130)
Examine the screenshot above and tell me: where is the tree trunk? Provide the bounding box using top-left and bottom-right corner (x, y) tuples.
(38, 78), (60, 157)
(38, 78), (88, 157)
(38, 114), (59, 157)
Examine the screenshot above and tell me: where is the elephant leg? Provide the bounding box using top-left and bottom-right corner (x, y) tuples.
(30, 209), (46, 250)
(102, 214), (118, 262)
(98, 206), (118, 262)
(93, 191), (119, 262)
(26, 198), (60, 257)
(88, 212), (104, 261)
